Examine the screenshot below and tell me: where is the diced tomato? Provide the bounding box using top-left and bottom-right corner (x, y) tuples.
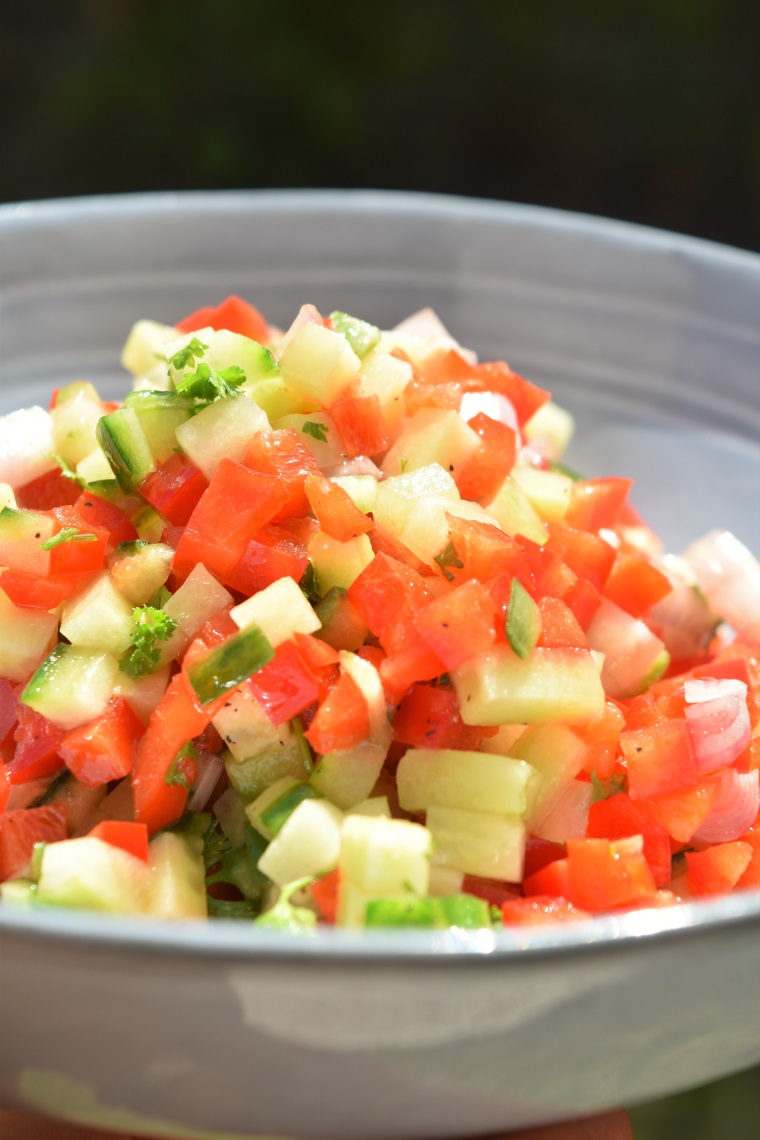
(137, 453), (209, 528)
(620, 718), (698, 800)
(454, 414), (517, 503)
(536, 595), (588, 649)
(565, 837), (658, 911)
(414, 579), (496, 670)
(0, 569), (92, 611)
(447, 515), (531, 585)
(347, 554), (434, 642)
(565, 477), (633, 532)
(392, 683), (494, 750)
(304, 475), (374, 542)
(0, 805), (68, 882)
(623, 693), (667, 731)
(603, 552), (673, 619)
(46, 507), (109, 575)
(472, 361), (551, 426)
(248, 641), (325, 727)
(305, 672), (370, 755)
(88, 820), (149, 863)
(501, 895), (589, 925)
(175, 294), (269, 343)
(545, 525), (616, 592)
(522, 837), (567, 880)
(58, 698), (144, 788)
(243, 429), (320, 520)
(404, 375), (463, 416)
(330, 394), (390, 457)
(132, 673), (210, 834)
(641, 779), (721, 844)
(8, 706), (64, 785)
(73, 491), (139, 546)
(586, 793), (671, 887)
(562, 577), (602, 629)
(379, 639), (448, 707)
(0, 682), (19, 751)
(523, 856), (572, 898)
(226, 522), (311, 596)
(172, 459), (288, 585)
(15, 468), (82, 511)
(575, 699), (625, 780)
(293, 632), (340, 669)
(686, 841), (753, 897)
(311, 868), (340, 924)
(368, 526), (432, 576)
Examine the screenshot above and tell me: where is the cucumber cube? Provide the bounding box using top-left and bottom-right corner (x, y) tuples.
(381, 408), (480, 480)
(175, 393), (269, 481)
(257, 799), (344, 887)
(308, 531), (374, 592)
(148, 832), (208, 919)
(60, 572), (136, 656)
(36, 837), (152, 914)
(278, 322), (360, 405)
(426, 805), (525, 882)
(310, 741), (386, 810)
(0, 588), (59, 684)
(0, 507), (55, 576)
(185, 626), (274, 706)
(231, 576), (321, 646)
(339, 814), (431, 896)
(160, 563), (233, 666)
(22, 644), (119, 731)
(483, 476), (549, 544)
(396, 748), (537, 817)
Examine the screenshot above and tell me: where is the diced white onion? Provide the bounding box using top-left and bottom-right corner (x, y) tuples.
(683, 530), (760, 640)
(323, 456), (383, 479)
(391, 308), (478, 365)
(0, 406), (57, 488)
(692, 769), (760, 845)
(459, 391), (520, 435)
(684, 678), (752, 774)
(187, 752), (224, 812)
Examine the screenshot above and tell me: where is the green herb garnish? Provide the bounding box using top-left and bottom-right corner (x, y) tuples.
(434, 541), (464, 582)
(255, 878), (317, 933)
(169, 337), (208, 371)
(40, 528), (97, 551)
(590, 769), (628, 802)
(175, 362), (247, 403)
(119, 605), (179, 678)
(302, 421), (329, 443)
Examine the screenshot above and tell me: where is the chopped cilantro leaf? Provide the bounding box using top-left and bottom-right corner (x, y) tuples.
(175, 362), (247, 403)
(207, 896), (261, 920)
(119, 605), (179, 678)
(591, 769), (628, 802)
(302, 421), (329, 443)
(169, 338), (207, 371)
(434, 541), (464, 582)
(40, 528), (97, 551)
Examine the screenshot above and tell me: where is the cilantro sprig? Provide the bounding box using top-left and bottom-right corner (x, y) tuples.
(119, 605), (179, 678)
(169, 338), (247, 403)
(40, 528), (97, 551)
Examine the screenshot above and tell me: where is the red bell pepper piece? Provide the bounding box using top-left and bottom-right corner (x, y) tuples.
(137, 453), (209, 527)
(89, 820), (150, 863)
(329, 394), (390, 458)
(175, 294), (269, 344)
(0, 805), (68, 882)
(304, 673), (369, 755)
(59, 698), (144, 788)
(304, 475), (373, 542)
(243, 429), (320, 520)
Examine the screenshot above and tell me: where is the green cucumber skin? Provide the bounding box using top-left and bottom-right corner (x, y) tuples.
(364, 894), (492, 929)
(96, 409), (155, 491)
(260, 783), (319, 837)
(186, 626), (275, 706)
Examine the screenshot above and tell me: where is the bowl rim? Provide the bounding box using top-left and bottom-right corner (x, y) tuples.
(3, 186), (760, 963)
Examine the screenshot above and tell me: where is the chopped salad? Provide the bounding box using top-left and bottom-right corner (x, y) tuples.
(1, 293), (759, 931)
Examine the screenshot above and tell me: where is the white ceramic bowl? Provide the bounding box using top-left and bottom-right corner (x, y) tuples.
(2, 191), (760, 1140)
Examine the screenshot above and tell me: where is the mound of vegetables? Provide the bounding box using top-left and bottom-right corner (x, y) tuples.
(1, 294), (759, 930)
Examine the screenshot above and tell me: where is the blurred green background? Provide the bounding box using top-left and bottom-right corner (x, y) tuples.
(2, 2), (760, 1136)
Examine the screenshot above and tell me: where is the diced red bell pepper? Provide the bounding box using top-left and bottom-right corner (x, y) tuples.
(414, 579), (496, 670)
(248, 640), (325, 727)
(0, 681), (18, 749)
(74, 490), (139, 546)
(562, 577), (602, 629)
(225, 523), (310, 596)
(0, 804), (68, 881)
(311, 867), (340, 923)
(132, 673), (209, 834)
(545, 525), (616, 592)
(641, 779), (721, 844)
(0, 569), (92, 611)
(137, 453), (209, 527)
(523, 856), (572, 898)
(0, 764), (10, 813)
(565, 837), (658, 911)
(347, 553), (434, 642)
(8, 706), (64, 785)
(447, 515), (531, 586)
(686, 841), (753, 897)
(243, 429), (320, 520)
(620, 718), (698, 800)
(586, 793), (672, 888)
(304, 475), (374, 542)
(172, 459), (288, 585)
(471, 361), (551, 427)
(501, 895), (590, 925)
(454, 414), (517, 503)
(15, 468), (82, 511)
(603, 552), (673, 619)
(575, 699), (625, 780)
(58, 698), (144, 788)
(392, 683), (494, 750)
(329, 394), (390, 457)
(88, 820), (150, 862)
(565, 477), (633, 532)
(304, 673), (369, 755)
(175, 294), (269, 344)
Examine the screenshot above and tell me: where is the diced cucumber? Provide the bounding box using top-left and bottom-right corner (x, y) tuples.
(428, 863), (465, 897)
(165, 327), (278, 390)
(381, 408), (480, 480)
(452, 645), (606, 726)
(483, 476), (549, 544)
(36, 836), (152, 914)
(0, 879), (37, 905)
(396, 748), (537, 817)
(241, 375), (307, 420)
(329, 475), (378, 514)
(308, 530), (374, 592)
(339, 814), (431, 897)
(356, 350), (412, 435)
(230, 575), (321, 646)
(506, 578), (542, 659)
(365, 893), (491, 929)
(585, 598), (670, 700)
(59, 572), (136, 656)
(257, 799), (344, 887)
(315, 587), (369, 652)
(185, 625), (274, 706)
(174, 393), (268, 480)
(108, 541), (173, 605)
(96, 407), (156, 491)
(373, 463), (459, 536)
(125, 390), (195, 463)
(0, 507), (55, 575)
(0, 484), (16, 511)
(278, 322), (360, 405)
(348, 795), (391, 818)
(523, 399), (575, 459)
(120, 318), (180, 377)
(401, 495), (500, 566)
(426, 805), (525, 882)
(148, 832), (208, 919)
(329, 311), (381, 359)
(22, 644), (119, 730)
(132, 504), (165, 543)
(511, 465), (573, 523)
(160, 563), (233, 666)
(246, 777), (319, 841)
(114, 665), (170, 724)
(510, 723), (589, 831)
(310, 741), (386, 810)
(212, 784), (249, 847)
(51, 388), (104, 467)
(531, 778), (592, 844)
(0, 587), (59, 684)
(76, 447), (117, 486)
(29, 768), (106, 834)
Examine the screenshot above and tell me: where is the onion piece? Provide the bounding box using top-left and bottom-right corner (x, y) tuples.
(0, 406), (57, 488)
(684, 678), (752, 774)
(323, 456), (383, 479)
(692, 769), (760, 845)
(459, 391), (520, 435)
(187, 751), (224, 812)
(391, 308), (478, 365)
(275, 303), (323, 357)
(683, 530), (760, 640)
